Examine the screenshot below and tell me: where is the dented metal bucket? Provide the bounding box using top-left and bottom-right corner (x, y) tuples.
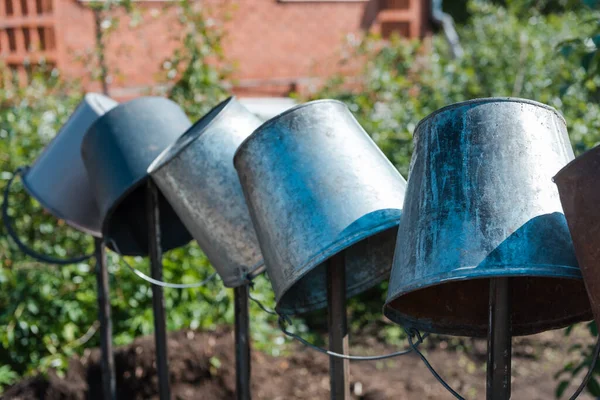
(384, 98), (591, 337)
(81, 97), (192, 256)
(148, 97), (264, 287)
(555, 145), (600, 328)
(22, 93), (117, 236)
(234, 100), (407, 315)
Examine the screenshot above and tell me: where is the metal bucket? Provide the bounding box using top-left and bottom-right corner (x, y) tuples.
(81, 97), (193, 256)
(22, 93), (117, 237)
(148, 97), (264, 287)
(234, 99), (407, 315)
(555, 145), (600, 328)
(384, 98), (591, 337)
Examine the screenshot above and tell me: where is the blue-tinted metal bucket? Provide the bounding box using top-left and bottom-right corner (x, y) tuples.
(234, 100), (407, 315)
(384, 98), (591, 337)
(22, 93), (117, 236)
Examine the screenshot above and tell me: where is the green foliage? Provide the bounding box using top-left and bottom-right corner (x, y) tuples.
(158, 0), (232, 117)
(0, 365), (18, 392)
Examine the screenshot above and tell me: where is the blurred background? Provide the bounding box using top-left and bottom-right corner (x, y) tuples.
(2, 0), (600, 398)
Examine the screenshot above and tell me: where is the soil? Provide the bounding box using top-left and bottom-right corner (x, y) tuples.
(2, 326), (595, 399)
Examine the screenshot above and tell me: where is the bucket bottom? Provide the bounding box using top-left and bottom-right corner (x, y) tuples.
(384, 275), (591, 337)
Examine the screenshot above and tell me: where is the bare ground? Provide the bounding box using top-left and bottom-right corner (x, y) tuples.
(3, 326), (595, 399)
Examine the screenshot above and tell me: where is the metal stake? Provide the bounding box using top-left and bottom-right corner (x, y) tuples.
(147, 179), (171, 400)
(234, 284), (252, 400)
(327, 252), (350, 400)
(487, 277), (512, 400)
(94, 238), (116, 400)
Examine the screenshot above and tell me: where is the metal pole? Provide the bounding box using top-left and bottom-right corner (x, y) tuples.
(234, 284), (251, 400)
(327, 252), (350, 400)
(146, 179), (171, 400)
(94, 238), (116, 400)
(487, 277), (512, 400)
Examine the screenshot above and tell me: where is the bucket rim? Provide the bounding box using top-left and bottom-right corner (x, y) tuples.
(274, 211), (401, 315)
(233, 99), (347, 168)
(147, 96), (235, 175)
(553, 145), (600, 184)
(383, 264), (587, 336)
(414, 97), (567, 138)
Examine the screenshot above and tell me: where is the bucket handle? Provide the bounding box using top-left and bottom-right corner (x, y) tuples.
(248, 291), (465, 398)
(2, 167), (94, 265)
(277, 313), (461, 395)
(108, 239), (218, 289)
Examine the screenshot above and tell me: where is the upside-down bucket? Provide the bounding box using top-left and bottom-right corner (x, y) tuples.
(384, 98), (591, 337)
(81, 97), (192, 256)
(148, 97), (264, 287)
(234, 100), (407, 315)
(22, 93), (117, 236)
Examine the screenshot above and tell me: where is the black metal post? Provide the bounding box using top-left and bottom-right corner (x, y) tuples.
(146, 180), (170, 400)
(234, 284), (251, 400)
(94, 238), (116, 400)
(487, 277), (512, 400)
(327, 252), (350, 400)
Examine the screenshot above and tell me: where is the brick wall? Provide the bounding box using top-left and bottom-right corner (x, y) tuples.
(2, 0), (430, 98)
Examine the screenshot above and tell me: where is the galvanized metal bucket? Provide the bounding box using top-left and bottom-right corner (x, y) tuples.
(81, 97), (193, 256)
(22, 93), (118, 236)
(384, 98), (591, 337)
(148, 97), (264, 287)
(234, 99), (407, 315)
(555, 145), (600, 328)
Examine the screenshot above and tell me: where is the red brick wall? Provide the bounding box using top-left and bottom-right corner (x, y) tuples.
(45, 0), (430, 98)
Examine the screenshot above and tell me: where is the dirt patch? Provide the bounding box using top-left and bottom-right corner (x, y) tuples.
(3, 327), (595, 399)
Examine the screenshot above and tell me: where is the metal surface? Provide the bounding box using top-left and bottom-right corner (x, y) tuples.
(555, 145), (600, 328)
(94, 238), (116, 400)
(234, 284), (251, 400)
(148, 97), (264, 287)
(22, 93), (117, 237)
(81, 97), (192, 256)
(147, 180), (171, 400)
(487, 278), (511, 400)
(234, 100), (407, 315)
(384, 98), (591, 337)
(327, 252), (350, 400)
